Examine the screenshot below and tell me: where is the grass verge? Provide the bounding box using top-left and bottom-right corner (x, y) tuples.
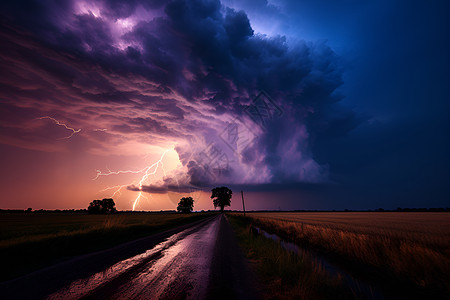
(0, 212), (215, 281)
(227, 214), (357, 300)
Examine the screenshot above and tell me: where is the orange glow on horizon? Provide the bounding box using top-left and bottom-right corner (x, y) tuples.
(94, 148), (187, 211)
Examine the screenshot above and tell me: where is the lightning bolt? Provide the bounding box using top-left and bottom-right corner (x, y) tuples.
(94, 149), (170, 211)
(97, 184), (129, 198)
(38, 116), (81, 139)
(93, 166), (150, 180)
(132, 149), (168, 211)
(37, 117), (173, 211)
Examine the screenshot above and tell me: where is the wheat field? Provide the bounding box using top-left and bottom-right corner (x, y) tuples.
(244, 212), (450, 294)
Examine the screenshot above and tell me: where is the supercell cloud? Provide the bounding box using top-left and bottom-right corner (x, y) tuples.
(0, 0), (364, 208)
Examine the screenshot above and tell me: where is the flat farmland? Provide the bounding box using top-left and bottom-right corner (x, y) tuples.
(247, 212), (450, 247)
(0, 212), (211, 245)
(244, 212), (450, 296)
(0, 212), (214, 281)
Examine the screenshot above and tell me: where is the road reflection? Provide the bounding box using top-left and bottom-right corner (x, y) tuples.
(47, 216), (219, 300)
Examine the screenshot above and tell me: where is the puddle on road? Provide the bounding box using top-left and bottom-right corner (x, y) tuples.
(118, 218), (219, 299)
(254, 227), (385, 300)
(46, 231), (184, 300)
(47, 218), (219, 300)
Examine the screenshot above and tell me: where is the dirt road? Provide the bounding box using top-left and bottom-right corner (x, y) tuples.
(0, 214), (257, 299)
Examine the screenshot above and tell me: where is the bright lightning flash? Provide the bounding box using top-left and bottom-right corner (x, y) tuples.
(94, 149), (170, 211)
(38, 116), (81, 139)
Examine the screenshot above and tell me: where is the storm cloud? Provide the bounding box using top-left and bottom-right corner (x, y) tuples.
(0, 0), (358, 193)
(0, 0), (448, 211)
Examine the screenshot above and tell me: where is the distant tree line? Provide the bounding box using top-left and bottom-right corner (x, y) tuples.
(2, 206), (450, 214)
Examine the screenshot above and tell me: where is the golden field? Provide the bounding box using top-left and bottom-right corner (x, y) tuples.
(243, 212), (450, 295)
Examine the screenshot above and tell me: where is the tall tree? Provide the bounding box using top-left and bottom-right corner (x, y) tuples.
(88, 199), (103, 214)
(177, 196), (194, 213)
(88, 198), (116, 214)
(101, 198), (116, 214)
(211, 186), (232, 213)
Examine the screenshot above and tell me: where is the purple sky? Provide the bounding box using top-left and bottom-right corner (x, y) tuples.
(0, 0), (448, 210)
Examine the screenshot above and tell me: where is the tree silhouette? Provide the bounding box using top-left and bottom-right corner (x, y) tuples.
(88, 200), (102, 214)
(101, 198), (116, 213)
(177, 196), (194, 213)
(211, 186), (232, 213)
(88, 198), (117, 214)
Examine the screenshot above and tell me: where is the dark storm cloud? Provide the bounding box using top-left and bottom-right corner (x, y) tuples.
(128, 175), (202, 194)
(0, 0), (363, 190)
(157, 0), (357, 186)
(0, 0), (448, 210)
(112, 117), (177, 136)
(100, 0), (167, 19)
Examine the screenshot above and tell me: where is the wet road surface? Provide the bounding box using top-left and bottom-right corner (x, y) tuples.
(1, 214), (257, 300)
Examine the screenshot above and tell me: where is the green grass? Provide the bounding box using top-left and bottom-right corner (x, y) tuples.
(227, 214), (356, 300)
(0, 212), (214, 281)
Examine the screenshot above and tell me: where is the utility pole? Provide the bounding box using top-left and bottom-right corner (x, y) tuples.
(241, 190), (246, 217)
